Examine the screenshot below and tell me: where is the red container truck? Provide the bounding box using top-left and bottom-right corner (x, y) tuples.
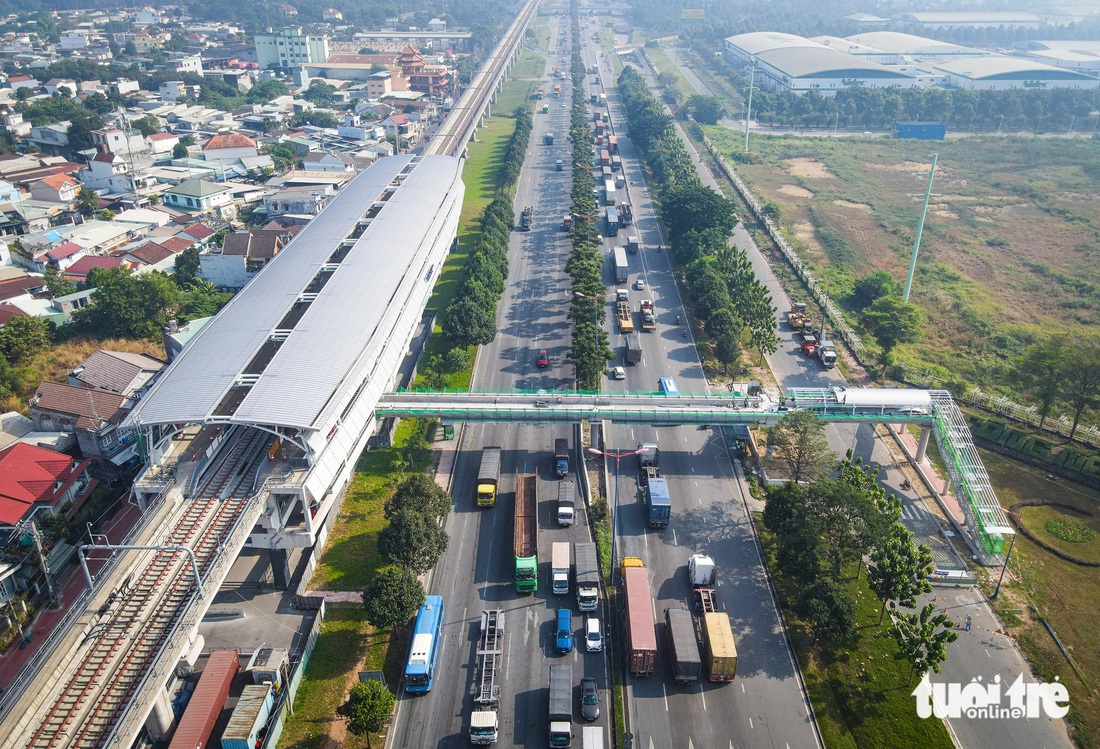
(168, 650), (239, 749)
(623, 566), (657, 675)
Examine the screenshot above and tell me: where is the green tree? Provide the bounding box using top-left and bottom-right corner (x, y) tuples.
(769, 409), (835, 484)
(71, 269), (181, 339)
(799, 579), (856, 643)
(715, 328), (742, 374)
(43, 268), (77, 298)
(132, 114), (161, 137)
(863, 295), (924, 368)
(66, 109), (106, 152)
(100, 209), (115, 221)
(886, 602), (959, 684)
(361, 565), (425, 629)
(376, 511), (448, 575)
(851, 270), (900, 311)
(172, 142), (189, 159)
(298, 80), (337, 106)
(1012, 335), (1067, 431)
(385, 473), (452, 524)
(0, 316), (52, 363)
(685, 94), (725, 125)
(443, 297), (497, 347)
(1061, 336), (1100, 441)
(868, 523), (935, 623)
(77, 187), (101, 218)
(338, 680), (396, 744)
(248, 78), (290, 103)
(173, 246), (201, 288)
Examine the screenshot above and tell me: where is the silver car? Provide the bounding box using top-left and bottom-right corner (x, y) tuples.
(581, 676), (600, 721)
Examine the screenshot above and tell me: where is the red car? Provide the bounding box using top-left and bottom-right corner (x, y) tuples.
(537, 349), (549, 368)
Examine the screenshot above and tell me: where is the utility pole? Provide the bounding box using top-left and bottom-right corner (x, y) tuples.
(903, 154), (938, 302)
(743, 58), (755, 153)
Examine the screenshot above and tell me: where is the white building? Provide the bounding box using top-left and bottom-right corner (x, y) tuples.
(892, 12), (1043, 29)
(92, 128), (147, 155)
(79, 152), (137, 194)
(933, 56), (1100, 90)
(255, 27), (330, 70)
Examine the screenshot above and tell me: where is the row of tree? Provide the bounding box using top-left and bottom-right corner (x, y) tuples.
(566, 28), (613, 390)
(765, 411), (957, 681)
(1012, 334), (1100, 441)
(441, 106), (532, 351)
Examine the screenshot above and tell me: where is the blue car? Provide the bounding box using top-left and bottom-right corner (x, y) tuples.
(555, 608), (573, 653)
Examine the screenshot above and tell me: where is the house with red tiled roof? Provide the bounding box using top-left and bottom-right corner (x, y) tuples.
(201, 132), (258, 165)
(29, 381), (134, 464)
(179, 222), (216, 246)
(61, 255), (132, 283)
(7, 75), (38, 90)
(147, 131), (179, 155)
(0, 442), (95, 530)
(44, 241), (88, 271)
(0, 305), (27, 327)
(29, 174), (79, 204)
(156, 235), (194, 253)
(119, 241), (174, 268)
(67, 350), (165, 396)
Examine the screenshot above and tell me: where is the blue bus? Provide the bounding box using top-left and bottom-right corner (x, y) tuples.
(658, 377), (679, 396)
(404, 595), (445, 693)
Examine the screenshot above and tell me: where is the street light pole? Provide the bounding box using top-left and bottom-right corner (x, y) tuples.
(587, 446), (647, 583)
(992, 530), (1017, 600)
(902, 153), (938, 302)
(743, 58), (756, 153)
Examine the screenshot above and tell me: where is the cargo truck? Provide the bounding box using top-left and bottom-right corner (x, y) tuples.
(554, 438), (569, 478)
(623, 564), (657, 675)
(640, 299), (655, 331)
(563, 214), (573, 231)
(665, 607), (702, 683)
(519, 205), (533, 231)
(618, 203), (633, 226)
(605, 207), (619, 237)
(469, 610), (505, 744)
(616, 301), (633, 334)
(604, 180), (616, 205)
(599, 149), (610, 168)
(607, 135), (618, 154)
(702, 612), (738, 682)
(820, 339), (837, 368)
(800, 333), (818, 357)
(611, 154), (622, 172)
(626, 236), (639, 254)
(545, 133), (555, 145)
(476, 447), (502, 507)
(557, 480), (575, 526)
(538, 87), (546, 100)
(625, 333), (642, 364)
(554, 83), (562, 97)
(552, 542), (571, 595)
(514, 474), (538, 593)
(688, 554), (716, 587)
(582, 726), (604, 749)
(644, 476), (671, 528)
(549, 665), (573, 747)
(574, 542), (600, 611)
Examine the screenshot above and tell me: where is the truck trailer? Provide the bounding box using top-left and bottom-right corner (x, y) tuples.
(476, 447), (502, 507)
(639, 299), (655, 331)
(625, 333), (642, 364)
(605, 207), (619, 236)
(554, 438), (569, 478)
(469, 609), (505, 744)
(551, 542), (571, 596)
(702, 612), (738, 682)
(613, 246), (628, 282)
(549, 664), (573, 747)
(616, 301), (634, 334)
(623, 565), (657, 675)
(644, 477), (671, 528)
(514, 474), (538, 593)
(574, 542), (600, 611)
(665, 607), (702, 683)
(557, 480), (576, 526)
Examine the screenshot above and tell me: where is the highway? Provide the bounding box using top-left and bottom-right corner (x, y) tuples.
(580, 26), (821, 749)
(388, 10), (614, 748)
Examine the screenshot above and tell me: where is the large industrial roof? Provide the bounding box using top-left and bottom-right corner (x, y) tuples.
(127, 154), (464, 432)
(846, 32), (988, 57)
(725, 32), (824, 57)
(894, 12), (1041, 24)
(934, 55), (1100, 80)
(728, 32), (914, 80)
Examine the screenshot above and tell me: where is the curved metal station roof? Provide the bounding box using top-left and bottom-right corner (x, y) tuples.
(127, 153), (464, 432)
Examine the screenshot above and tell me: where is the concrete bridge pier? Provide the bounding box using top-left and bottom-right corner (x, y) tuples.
(269, 548), (291, 590)
(916, 425), (932, 463)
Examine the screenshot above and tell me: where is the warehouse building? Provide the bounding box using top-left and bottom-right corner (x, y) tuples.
(892, 11), (1043, 29)
(845, 32), (989, 61)
(724, 32), (916, 95)
(1015, 41), (1100, 74)
(932, 56), (1100, 90)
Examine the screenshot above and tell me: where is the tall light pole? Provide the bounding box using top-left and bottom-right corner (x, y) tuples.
(743, 58), (756, 153)
(587, 446), (647, 583)
(903, 154), (938, 302)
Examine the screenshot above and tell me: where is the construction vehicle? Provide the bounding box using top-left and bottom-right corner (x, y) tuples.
(469, 610), (505, 744)
(549, 665), (573, 747)
(640, 300), (655, 331)
(802, 318), (817, 336)
(575, 542), (599, 611)
(554, 438), (570, 478)
(616, 301), (633, 333)
(519, 205), (533, 231)
(702, 611), (738, 682)
(514, 474), (538, 593)
(666, 607), (702, 683)
(623, 562), (657, 675)
(476, 447), (502, 507)
(787, 302), (807, 330)
(618, 203), (633, 226)
(820, 339), (837, 368)
(800, 333), (818, 357)
(557, 480), (575, 526)
(552, 542), (571, 595)
(625, 333), (642, 364)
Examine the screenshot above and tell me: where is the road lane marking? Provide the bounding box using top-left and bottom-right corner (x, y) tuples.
(672, 528), (677, 546)
(749, 717), (754, 729)
(662, 681), (668, 711)
(700, 681), (707, 711)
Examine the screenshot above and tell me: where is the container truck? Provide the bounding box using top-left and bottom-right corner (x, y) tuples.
(688, 554), (716, 587)
(625, 333), (642, 364)
(613, 246), (628, 283)
(626, 235), (639, 253)
(476, 447), (502, 507)
(582, 726), (604, 749)
(574, 542), (599, 611)
(169, 650), (239, 749)
(604, 179), (616, 205)
(554, 438), (570, 478)
(702, 612), (738, 682)
(469, 610), (505, 744)
(605, 207), (619, 236)
(665, 607), (702, 683)
(549, 665), (573, 747)
(644, 476), (671, 528)
(552, 542), (571, 595)
(623, 565), (657, 675)
(514, 474), (538, 593)
(557, 480), (575, 526)
(599, 149), (610, 168)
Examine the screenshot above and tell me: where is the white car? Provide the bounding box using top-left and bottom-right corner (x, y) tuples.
(585, 617), (603, 652)
(611, 367), (626, 380)
(634, 279), (645, 290)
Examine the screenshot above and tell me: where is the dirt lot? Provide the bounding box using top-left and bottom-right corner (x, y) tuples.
(705, 129), (1100, 385)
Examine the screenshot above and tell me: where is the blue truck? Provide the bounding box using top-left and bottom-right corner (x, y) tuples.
(639, 443), (670, 527)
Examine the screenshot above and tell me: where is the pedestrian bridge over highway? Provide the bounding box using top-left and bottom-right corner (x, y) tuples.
(378, 385), (1014, 563)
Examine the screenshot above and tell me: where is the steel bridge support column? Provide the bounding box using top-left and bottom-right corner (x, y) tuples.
(916, 425), (932, 463)
(269, 548), (291, 590)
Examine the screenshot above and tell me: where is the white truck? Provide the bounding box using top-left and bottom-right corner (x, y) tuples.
(469, 609), (505, 744)
(557, 480), (576, 526)
(582, 726), (604, 749)
(575, 542), (599, 611)
(688, 554), (716, 587)
(552, 542), (571, 596)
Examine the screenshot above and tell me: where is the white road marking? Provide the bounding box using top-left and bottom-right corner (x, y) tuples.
(749, 717), (754, 729)
(662, 681), (669, 711)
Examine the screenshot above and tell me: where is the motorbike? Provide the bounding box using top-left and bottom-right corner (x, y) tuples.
(676, 315), (681, 324)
